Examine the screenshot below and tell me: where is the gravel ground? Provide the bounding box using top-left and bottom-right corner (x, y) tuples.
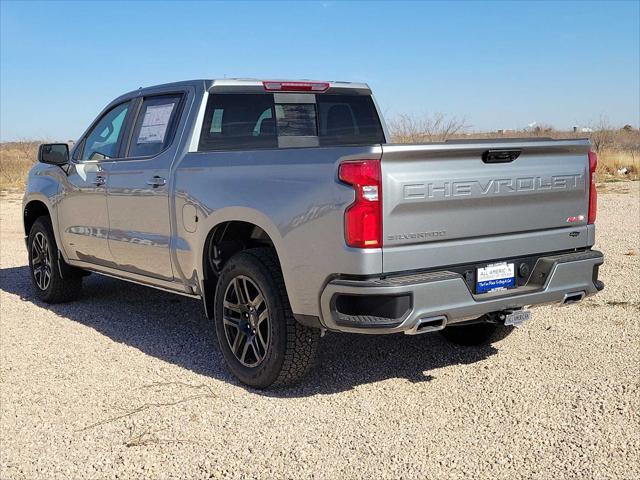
(1, 183), (639, 480)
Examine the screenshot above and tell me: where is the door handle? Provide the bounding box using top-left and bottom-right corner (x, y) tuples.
(93, 175), (106, 186)
(146, 176), (167, 188)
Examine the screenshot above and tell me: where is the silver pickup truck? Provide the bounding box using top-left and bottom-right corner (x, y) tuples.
(24, 79), (604, 388)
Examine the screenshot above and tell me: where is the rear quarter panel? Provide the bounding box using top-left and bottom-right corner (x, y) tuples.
(173, 146), (383, 317)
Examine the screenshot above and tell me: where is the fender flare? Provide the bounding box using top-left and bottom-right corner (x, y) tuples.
(23, 192), (71, 263)
(194, 207), (289, 315)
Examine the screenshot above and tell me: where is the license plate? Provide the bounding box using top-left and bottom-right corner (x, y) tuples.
(476, 262), (515, 293)
(504, 310), (531, 327)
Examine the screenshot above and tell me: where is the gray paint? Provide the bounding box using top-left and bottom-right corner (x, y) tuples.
(23, 78), (602, 333)
(321, 251), (603, 334)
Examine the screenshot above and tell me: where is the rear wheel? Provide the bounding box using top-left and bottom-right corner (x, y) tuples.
(440, 319), (514, 346)
(214, 248), (320, 388)
(28, 216), (82, 303)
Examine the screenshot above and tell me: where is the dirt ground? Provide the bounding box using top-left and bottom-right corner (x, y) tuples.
(1, 183), (638, 479)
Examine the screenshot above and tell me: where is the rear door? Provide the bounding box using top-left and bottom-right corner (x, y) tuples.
(106, 92), (187, 280)
(381, 140), (592, 272)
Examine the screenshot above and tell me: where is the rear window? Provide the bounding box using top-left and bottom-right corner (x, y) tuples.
(317, 95), (385, 146)
(275, 104), (317, 137)
(199, 94), (277, 151)
(198, 93), (384, 151)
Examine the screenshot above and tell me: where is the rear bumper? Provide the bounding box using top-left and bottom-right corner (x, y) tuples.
(319, 250), (604, 334)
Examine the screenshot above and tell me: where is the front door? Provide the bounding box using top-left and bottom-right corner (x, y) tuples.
(57, 101), (131, 266)
(106, 94), (184, 281)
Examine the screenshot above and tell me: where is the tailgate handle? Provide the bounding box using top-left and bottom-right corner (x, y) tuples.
(482, 149), (521, 163)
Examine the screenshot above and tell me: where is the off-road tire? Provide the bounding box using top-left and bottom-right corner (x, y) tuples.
(214, 248), (320, 388)
(27, 216), (82, 303)
(440, 320), (514, 346)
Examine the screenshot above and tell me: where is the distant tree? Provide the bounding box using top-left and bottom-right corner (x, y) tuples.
(14, 139), (39, 162)
(532, 123), (554, 135)
(388, 113), (469, 143)
(589, 116), (615, 153)
(622, 124), (634, 132)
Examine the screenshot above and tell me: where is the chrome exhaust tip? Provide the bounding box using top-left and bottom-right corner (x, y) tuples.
(405, 315), (447, 335)
(561, 291), (586, 305)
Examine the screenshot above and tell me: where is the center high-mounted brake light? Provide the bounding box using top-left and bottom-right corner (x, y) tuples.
(588, 150), (598, 224)
(262, 81), (330, 92)
(339, 160), (382, 248)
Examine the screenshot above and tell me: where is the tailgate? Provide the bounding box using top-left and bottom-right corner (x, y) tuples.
(381, 139), (593, 272)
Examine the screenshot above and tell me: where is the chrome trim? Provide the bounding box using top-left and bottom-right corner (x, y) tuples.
(561, 291), (586, 305)
(189, 90), (208, 152)
(404, 315), (447, 335)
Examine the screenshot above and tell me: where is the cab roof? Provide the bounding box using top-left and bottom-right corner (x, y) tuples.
(128, 78), (372, 97)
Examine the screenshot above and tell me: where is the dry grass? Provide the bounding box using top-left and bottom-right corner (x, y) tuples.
(597, 149), (639, 179)
(0, 141), (39, 190)
(1, 124), (638, 190)
(389, 114), (640, 181)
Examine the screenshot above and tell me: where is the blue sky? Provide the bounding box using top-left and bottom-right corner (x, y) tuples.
(1, 0), (638, 141)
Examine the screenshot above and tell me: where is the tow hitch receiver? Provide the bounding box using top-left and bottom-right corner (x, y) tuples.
(500, 310), (532, 327)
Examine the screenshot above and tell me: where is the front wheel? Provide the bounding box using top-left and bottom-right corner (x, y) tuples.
(28, 216), (82, 303)
(213, 248), (320, 389)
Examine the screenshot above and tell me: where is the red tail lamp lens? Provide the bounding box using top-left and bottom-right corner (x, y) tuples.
(339, 160), (382, 248)
(588, 150), (598, 224)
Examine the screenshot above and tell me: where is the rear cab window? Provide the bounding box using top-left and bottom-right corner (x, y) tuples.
(200, 94), (277, 151)
(317, 95), (385, 146)
(198, 91), (384, 151)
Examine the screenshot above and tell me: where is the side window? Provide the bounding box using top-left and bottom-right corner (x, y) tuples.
(199, 94), (277, 151)
(71, 138), (85, 161)
(82, 102), (130, 161)
(128, 95), (182, 158)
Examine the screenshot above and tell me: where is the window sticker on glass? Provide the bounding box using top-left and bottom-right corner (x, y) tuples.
(138, 103), (175, 143)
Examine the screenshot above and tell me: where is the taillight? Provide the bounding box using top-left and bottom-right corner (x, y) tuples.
(262, 81), (330, 92)
(339, 160), (382, 248)
(588, 150), (598, 224)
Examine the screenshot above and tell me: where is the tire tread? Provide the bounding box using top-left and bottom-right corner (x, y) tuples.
(242, 248), (320, 387)
(29, 216), (82, 304)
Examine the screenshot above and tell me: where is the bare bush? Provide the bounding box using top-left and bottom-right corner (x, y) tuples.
(588, 117), (617, 153)
(389, 114), (639, 181)
(388, 113), (469, 143)
(13, 139), (39, 162)
(0, 140), (41, 189)
(531, 123), (555, 135)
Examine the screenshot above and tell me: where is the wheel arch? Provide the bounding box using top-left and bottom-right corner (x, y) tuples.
(23, 199), (51, 238)
(196, 208), (286, 319)
(23, 195), (69, 262)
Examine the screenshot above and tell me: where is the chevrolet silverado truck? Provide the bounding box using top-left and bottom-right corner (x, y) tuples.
(24, 79), (604, 388)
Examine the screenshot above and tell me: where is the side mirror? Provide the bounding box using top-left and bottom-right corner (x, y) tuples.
(38, 143), (69, 165)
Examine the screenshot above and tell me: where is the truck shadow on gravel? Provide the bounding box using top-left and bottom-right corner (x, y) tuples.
(0, 266), (498, 397)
